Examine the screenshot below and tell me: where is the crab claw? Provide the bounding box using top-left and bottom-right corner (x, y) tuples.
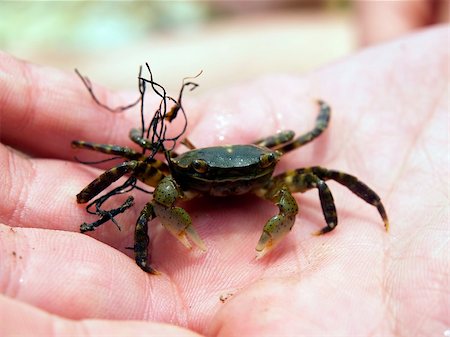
(255, 214), (295, 259)
(255, 230), (275, 260)
(177, 223), (207, 251)
(256, 186), (298, 259)
(154, 204), (207, 251)
(164, 221), (207, 252)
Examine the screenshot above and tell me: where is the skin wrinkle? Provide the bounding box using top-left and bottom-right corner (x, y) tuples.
(378, 79), (430, 328)
(385, 39), (447, 205)
(341, 102), (368, 164)
(310, 69), (379, 167)
(1, 226), (28, 300)
(0, 146), (14, 223)
(4, 146), (33, 226)
(16, 59), (39, 139)
(383, 235), (413, 335)
(0, 227), (17, 297)
(164, 271), (190, 327)
(376, 240), (395, 336)
(75, 320), (93, 337)
(391, 228), (448, 336)
(391, 78), (445, 203)
(422, 85), (448, 192)
(49, 315), (63, 337)
(20, 157), (37, 226)
(293, 235), (311, 274)
(421, 141), (447, 198)
(381, 233), (397, 334)
(0, 57), (30, 139)
(104, 254), (117, 316)
(383, 103), (437, 203)
(287, 213), (304, 276)
(383, 90), (445, 335)
(320, 272), (372, 332)
(141, 274), (153, 321)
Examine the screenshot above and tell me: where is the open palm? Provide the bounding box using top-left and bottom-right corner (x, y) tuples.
(1, 26), (448, 336)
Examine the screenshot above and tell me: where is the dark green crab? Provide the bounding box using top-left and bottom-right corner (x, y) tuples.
(73, 100), (389, 273)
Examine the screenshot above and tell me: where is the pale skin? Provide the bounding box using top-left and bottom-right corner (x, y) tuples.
(0, 26), (448, 336)
(355, 0), (449, 45)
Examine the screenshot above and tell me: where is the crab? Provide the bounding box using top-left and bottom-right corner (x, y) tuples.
(73, 100), (389, 274)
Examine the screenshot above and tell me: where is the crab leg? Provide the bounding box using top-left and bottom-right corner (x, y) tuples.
(72, 140), (170, 172)
(80, 196), (135, 233)
(255, 186), (299, 259)
(129, 128), (181, 157)
(282, 172), (338, 235)
(73, 140), (145, 161)
(129, 128), (169, 152)
(272, 167), (389, 233)
(253, 130), (295, 148)
(76, 161), (166, 203)
(275, 100), (331, 154)
(134, 202), (159, 274)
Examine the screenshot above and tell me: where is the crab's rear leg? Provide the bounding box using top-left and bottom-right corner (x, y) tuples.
(72, 140), (146, 161)
(76, 160), (166, 204)
(134, 202), (159, 274)
(253, 130), (295, 148)
(129, 128), (172, 153)
(275, 100), (331, 154)
(72, 140), (170, 173)
(252, 100), (330, 150)
(273, 167), (389, 234)
(129, 128), (197, 156)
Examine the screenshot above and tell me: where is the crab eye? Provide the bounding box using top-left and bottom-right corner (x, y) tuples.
(191, 159), (208, 173)
(259, 152), (277, 168)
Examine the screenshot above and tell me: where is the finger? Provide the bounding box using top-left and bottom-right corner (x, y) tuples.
(0, 143), (95, 230)
(355, 1), (435, 46)
(0, 224), (187, 322)
(1, 221), (287, 331)
(0, 52), (190, 159)
(0, 142), (152, 257)
(0, 295), (202, 337)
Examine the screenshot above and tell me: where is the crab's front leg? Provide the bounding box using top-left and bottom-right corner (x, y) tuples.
(254, 185), (299, 259)
(152, 176), (206, 250)
(134, 176), (206, 273)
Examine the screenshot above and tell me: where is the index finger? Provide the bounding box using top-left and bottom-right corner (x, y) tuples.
(0, 52), (187, 160)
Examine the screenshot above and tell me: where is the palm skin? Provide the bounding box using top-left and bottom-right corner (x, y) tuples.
(0, 26), (448, 336)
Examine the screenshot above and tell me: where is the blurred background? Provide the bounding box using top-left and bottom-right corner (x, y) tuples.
(0, 1), (448, 92)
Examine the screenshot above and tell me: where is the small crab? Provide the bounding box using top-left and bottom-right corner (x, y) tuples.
(73, 100), (389, 273)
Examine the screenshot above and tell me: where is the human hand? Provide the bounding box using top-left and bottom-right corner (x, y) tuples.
(0, 25), (448, 336)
